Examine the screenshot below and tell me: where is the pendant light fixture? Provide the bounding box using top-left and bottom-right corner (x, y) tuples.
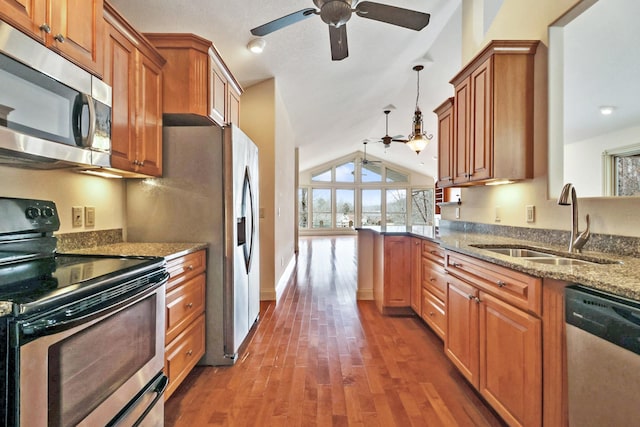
(405, 65), (433, 154)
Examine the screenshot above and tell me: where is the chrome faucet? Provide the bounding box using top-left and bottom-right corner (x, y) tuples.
(557, 183), (591, 253)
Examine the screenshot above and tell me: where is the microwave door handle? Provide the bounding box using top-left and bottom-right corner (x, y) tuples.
(85, 95), (96, 148)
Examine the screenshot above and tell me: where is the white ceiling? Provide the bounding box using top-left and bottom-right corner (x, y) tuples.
(108, 0), (462, 179)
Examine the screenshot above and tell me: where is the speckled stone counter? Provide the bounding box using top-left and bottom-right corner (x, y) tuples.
(357, 225), (640, 302)
(63, 242), (208, 261)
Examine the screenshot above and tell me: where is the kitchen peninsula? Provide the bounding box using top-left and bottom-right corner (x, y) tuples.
(357, 223), (640, 427)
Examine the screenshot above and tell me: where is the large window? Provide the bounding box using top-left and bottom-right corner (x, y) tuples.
(299, 156), (434, 232)
(386, 189), (407, 225)
(336, 189), (355, 228)
(312, 189), (332, 229)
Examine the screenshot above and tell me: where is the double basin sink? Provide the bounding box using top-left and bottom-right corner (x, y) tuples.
(470, 244), (621, 266)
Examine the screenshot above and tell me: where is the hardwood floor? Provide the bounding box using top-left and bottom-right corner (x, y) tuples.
(165, 236), (505, 426)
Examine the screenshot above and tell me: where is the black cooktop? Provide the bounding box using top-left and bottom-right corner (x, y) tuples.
(0, 254), (164, 317)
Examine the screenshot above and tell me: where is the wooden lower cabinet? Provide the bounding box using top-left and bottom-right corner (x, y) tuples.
(445, 251), (542, 427)
(373, 235), (412, 315)
(164, 249), (207, 400)
(410, 237), (422, 313)
(420, 240), (447, 339)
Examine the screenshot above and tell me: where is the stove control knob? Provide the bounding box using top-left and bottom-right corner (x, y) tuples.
(41, 207), (55, 218)
(25, 207), (41, 219)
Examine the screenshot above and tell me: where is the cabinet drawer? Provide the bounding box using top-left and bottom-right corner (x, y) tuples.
(422, 258), (447, 300)
(422, 240), (445, 265)
(422, 289), (446, 340)
(166, 273), (206, 342)
(165, 313), (205, 400)
(445, 251), (541, 315)
(166, 249), (206, 291)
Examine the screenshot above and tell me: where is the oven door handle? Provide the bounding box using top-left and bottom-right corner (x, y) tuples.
(106, 373), (168, 427)
(19, 275), (167, 340)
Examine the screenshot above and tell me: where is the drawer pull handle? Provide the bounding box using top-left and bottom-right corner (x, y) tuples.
(430, 277), (436, 282)
(452, 262), (462, 268)
(186, 302), (194, 309)
(430, 250), (437, 254)
(186, 349), (193, 356)
(497, 280), (507, 288)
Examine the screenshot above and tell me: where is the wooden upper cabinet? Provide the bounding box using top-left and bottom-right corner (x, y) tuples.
(0, 0), (104, 76)
(443, 40), (539, 187)
(434, 98), (454, 188)
(104, 2), (165, 177)
(144, 33), (243, 127)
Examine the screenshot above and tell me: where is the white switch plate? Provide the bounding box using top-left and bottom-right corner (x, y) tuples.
(495, 206), (501, 222)
(455, 207), (460, 219)
(85, 206), (96, 227)
(526, 205), (535, 223)
(72, 206), (83, 227)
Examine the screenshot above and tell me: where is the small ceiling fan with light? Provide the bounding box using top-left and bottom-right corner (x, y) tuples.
(366, 109), (408, 149)
(250, 0), (431, 60)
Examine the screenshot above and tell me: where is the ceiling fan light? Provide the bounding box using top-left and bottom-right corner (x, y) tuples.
(406, 133), (430, 154)
(319, 1), (352, 26)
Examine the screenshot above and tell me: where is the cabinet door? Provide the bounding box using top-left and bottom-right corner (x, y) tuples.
(49, 0), (104, 76)
(227, 86), (241, 126)
(470, 58), (492, 182)
(410, 237), (422, 313)
(453, 77), (471, 185)
(445, 275), (479, 387)
(0, 0), (46, 40)
(435, 98), (454, 187)
(479, 292), (542, 427)
(136, 51), (163, 176)
(209, 56), (227, 126)
(105, 22), (137, 172)
(383, 236), (411, 307)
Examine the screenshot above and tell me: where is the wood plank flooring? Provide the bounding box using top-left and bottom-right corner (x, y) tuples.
(165, 236), (505, 426)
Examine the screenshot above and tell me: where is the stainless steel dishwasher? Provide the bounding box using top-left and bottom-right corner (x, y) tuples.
(565, 285), (640, 427)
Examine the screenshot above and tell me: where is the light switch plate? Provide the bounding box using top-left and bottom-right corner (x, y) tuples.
(72, 206), (83, 227)
(85, 206), (95, 227)
(526, 205), (535, 223)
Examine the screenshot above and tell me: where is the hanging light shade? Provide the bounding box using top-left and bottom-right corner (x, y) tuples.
(405, 65), (433, 154)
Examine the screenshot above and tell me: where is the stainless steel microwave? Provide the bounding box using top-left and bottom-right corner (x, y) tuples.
(0, 20), (112, 169)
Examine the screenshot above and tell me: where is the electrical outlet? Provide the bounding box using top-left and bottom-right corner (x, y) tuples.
(495, 206), (501, 222)
(526, 205), (535, 223)
(85, 206), (95, 227)
(72, 206), (83, 227)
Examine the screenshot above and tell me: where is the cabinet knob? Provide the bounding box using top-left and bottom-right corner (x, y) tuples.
(185, 302), (194, 309)
(39, 23), (51, 33)
(467, 294), (474, 300)
(430, 277), (436, 282)
(53, 33), (65, 43)
(187, 265), (194, 271)
(474, 297), (481, 304)
(430, 250), (437, 254)
(497, 280), (507, 288)
(186, 349), (193, 356)
(429, 311), (435, 316)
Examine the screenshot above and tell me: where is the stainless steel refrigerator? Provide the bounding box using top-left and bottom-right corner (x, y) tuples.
(126, 124), (260, 366)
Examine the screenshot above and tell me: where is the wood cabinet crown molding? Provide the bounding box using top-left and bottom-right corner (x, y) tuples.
(144, 32), (243, 127)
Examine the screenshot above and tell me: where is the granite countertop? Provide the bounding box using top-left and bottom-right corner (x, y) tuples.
(357, 226), (640, 302)
(63, 242), (208, 261)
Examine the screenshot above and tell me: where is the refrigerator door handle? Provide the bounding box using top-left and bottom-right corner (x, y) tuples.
(237, 216), (246, 246)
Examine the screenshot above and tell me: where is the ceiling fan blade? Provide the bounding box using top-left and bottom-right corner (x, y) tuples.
(329, 24), (349, 60)
(250, 8), (317, 36)
(355, 2), (430, 31)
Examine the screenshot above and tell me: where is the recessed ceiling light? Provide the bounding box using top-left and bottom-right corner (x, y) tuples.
(599, 106), (615, 115)
(247, 38), (266, 54)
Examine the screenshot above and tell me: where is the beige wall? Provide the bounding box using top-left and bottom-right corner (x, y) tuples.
(0, 165), (125, 233)
(240, 78), (297, 300)
(447, 0), (640, 237)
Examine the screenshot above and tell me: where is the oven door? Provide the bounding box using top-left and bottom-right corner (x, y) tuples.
(16, 280), (166, 427)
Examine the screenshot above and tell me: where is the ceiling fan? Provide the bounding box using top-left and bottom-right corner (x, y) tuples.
(250, 0), (431, 60)
(367, 109), (408, 149)
(360, 140), (382, 166)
